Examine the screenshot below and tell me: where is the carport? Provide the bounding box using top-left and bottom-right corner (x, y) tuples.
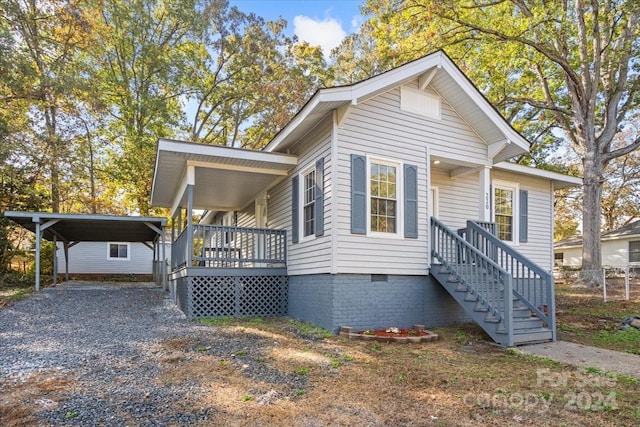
(4, 211), (168, 291)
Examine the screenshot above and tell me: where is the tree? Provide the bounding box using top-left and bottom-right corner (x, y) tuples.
(363, 0), (640, 279)
(89, 0), (202, 214)
(601, 121), (640, 231)
(188, 2), (327, 149)
(330, 20), (395, 85)
(1, 0), (93, 212)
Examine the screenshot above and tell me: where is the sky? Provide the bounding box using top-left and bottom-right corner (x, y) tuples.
(230, 0), (365, 57)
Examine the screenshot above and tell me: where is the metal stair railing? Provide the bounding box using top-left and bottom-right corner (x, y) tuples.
(465, 220), (555, 340)
(431, 217), (514, 345)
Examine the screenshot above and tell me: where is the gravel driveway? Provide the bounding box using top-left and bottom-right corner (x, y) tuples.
(0, 283), (303, 426)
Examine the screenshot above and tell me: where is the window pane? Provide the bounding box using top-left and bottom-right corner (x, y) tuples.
(630, 241), (640, 263)
(109, 244), (119, 258)
(494, 188), (513, 241)
(370, 162), (397, 233)
(302, 170), (315, 237)
(118, 245), (128, 258)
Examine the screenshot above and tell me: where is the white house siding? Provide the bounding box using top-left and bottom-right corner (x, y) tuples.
(236, 204), (255, 228)
(556, 238), (640, 268)
(430, 168), (480, 230)
(556, 247), (583, 267)
(56, 242), (158, 274)
(268, 115), (333, 276)
(333, 83), (488, 275)
(492, 169), (553, 271)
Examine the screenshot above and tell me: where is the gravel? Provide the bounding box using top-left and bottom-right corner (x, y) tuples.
(0, 283), (306, 425)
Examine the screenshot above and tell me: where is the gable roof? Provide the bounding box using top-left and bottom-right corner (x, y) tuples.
(555, 220), (640, 249)
(264, 50), (530, 162)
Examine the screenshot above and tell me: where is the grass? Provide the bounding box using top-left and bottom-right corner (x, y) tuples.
(555, 278), (640, 354)
(0, 273), (35, 308)
(145, 317), (640, 426)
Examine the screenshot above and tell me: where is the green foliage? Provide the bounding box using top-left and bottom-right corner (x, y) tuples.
(286, 319), (333, 340)
(294, 367), (309, 376)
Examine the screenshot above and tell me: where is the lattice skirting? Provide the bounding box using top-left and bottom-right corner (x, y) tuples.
(175, 274), (288, 318)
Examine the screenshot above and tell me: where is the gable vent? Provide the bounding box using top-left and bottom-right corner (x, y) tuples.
(401, 86), (441, 120)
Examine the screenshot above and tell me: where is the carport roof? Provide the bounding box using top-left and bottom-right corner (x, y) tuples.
(4, 211), (166, 242)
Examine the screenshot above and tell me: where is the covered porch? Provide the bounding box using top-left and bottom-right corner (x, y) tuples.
(151, 138), (297, 317)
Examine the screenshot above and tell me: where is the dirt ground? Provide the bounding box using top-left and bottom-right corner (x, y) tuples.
(7, 320), (639, 426)
(1, 280), (639, 426)
(555, 275), (640, 354)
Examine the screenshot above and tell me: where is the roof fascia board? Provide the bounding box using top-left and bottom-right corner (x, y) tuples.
(351, 58), (442, 104)
(264, 96), (324, 152)
(159, 138), (297, 164)
(494, 162), (583, 186)
(4, 211), (165, 225)
(186, 160), (290, 176)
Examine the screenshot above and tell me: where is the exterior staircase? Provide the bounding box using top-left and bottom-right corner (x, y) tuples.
(430, 218), (555, 347)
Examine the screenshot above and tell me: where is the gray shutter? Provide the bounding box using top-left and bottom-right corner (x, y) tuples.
(519, 189), (528, 243)
(315, 158), (325, 237)
(291, 175), (299, 243)
(404, 164), (418, 238)
(351, 154), (367, 234)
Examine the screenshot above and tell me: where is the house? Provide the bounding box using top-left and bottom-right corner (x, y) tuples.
(150, 51), (581, 346)
(554, 220), (640, 268)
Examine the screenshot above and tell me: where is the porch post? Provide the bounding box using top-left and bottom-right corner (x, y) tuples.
(161, 227), (167, 291)
(186, 184), (194, 267)
(185, 164), (195, 268)
(479, 166), (491, 221)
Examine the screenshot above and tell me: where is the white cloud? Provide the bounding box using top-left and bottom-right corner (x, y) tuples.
(351, 15), (363, 32)
(293, 15), (347, 57)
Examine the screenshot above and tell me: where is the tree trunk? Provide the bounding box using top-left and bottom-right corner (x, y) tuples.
(581, 152), (604, 285)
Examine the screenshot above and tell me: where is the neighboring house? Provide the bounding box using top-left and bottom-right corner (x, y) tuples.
(56, 241), (171, 275)
(151, 50), (580, 346)
(554, 220), (640, 268)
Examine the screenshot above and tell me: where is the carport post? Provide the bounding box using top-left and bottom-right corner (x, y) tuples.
(63, 242), (69, 281)
(34, 219), (41, 291)
(52, 235), (57, 287)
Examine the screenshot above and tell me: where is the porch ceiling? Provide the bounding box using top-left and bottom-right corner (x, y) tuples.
(151, 138), (298, 211)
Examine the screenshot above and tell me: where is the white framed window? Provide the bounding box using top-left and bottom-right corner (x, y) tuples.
(299, 165), (316, 241)
(629, 241), (640, 263)
(368, 157), (402, 236)
(107, 242), (130, 260)
(492, 181), (519, 243)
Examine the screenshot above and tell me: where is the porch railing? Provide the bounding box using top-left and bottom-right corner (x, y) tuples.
(431, 217), (513, 344)
(172, 224), (287, 269)
(465, 220), (555, 337)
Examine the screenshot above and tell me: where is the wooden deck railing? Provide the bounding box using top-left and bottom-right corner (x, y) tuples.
(465, 220), (555, 338)
(171, 225), (287, 269)
(431, 217), (513, 345)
